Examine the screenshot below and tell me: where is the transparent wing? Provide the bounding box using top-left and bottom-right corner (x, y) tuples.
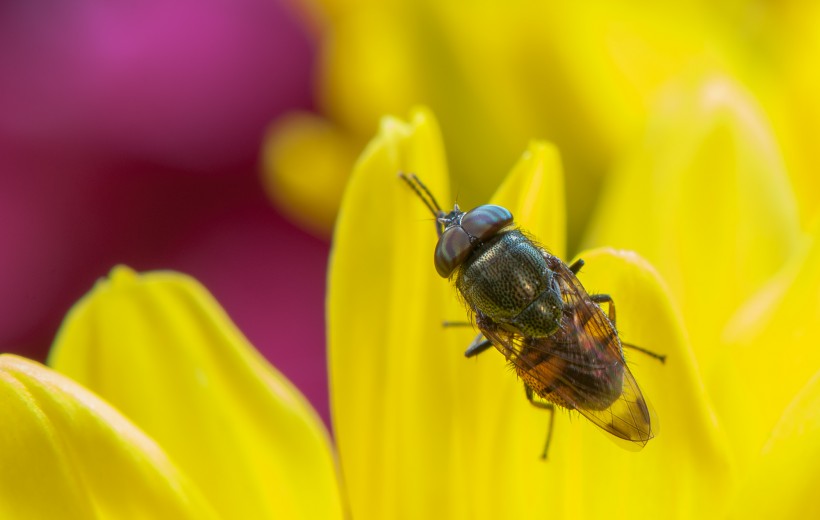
(476, 252), (655, 447)
(575, 367), (654, 448)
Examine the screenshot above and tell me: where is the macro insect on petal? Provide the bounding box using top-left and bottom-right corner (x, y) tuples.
(399, 172), (664, 458)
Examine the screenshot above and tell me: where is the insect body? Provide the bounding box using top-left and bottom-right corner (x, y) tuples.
(400, 173), (661, 458)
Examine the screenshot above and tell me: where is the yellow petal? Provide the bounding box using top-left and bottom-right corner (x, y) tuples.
(491, 140), (566, 260)
(0, 355), (218, 520)
(551, 248), (734, 517)
(48, 267), (344, 520)
(768, 2), (820, 224)
(711, 220), (820, 470)
(585, 74), (801, 372)
(727, 368), (820, 518)
(328, 106), (462, 519)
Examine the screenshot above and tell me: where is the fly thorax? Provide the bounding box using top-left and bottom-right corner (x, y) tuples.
(456, 230), (563, 337)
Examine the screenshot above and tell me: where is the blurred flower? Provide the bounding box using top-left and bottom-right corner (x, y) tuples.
(585, 74), (800, 372)
(582, 72), (820, 514)
(0, 266), (344, 519)
(328, 106), (816, 517)
(265, 0), (820, 242)
(0, 0), (327, 410)
(757, 1), (820, 225)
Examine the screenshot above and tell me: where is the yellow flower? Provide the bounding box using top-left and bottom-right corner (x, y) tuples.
(263, 0), (820, 239)
(580, 73), (820, 514)
(1, 267), (345, 519)
(5, 96), (815, 516)
(329, 105), (815, 517)
(585, 74), (801, 373)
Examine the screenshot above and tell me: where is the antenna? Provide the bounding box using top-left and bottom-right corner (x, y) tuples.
(398, 172), (444, 218)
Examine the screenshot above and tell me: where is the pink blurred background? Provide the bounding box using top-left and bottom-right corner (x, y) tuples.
(0, 1), (331, 422)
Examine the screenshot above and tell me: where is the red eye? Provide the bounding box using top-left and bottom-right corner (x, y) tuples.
(434, 226), (472, 277)
(461, 205), (513, 240)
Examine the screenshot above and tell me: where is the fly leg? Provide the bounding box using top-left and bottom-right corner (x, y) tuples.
(464, 334), (493, 358)
(526, 385), (555, 460)
(623, 342), (667, 363)
(590, 293), (618, 324)
(441, 321), (494, 357)
(590, 294), (666, 363)
(442, 321), (472, 327)
(568, 263), (667, 364)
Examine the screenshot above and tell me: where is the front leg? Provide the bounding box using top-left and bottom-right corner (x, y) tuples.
(439, 320), (494, 357)
(464, 334), (493, 358)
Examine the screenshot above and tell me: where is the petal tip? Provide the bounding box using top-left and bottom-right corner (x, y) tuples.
(526, 139), (559, 158)
(108, 265), (139, 286)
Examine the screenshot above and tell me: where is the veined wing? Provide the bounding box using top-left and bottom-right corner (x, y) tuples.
(477, 253), (655, 446)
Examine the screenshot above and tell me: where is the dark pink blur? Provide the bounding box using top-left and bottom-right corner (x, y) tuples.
(0, 0), (331, 423)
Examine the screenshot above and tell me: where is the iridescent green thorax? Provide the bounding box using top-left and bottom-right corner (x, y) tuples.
(455, 230), (563, 338)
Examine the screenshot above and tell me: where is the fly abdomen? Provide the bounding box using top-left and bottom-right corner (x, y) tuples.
(519, 337), (625, 412)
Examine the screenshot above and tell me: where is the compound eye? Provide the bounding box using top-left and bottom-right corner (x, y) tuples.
(461, 205), (513, 241)
(434, 226), (472, 277)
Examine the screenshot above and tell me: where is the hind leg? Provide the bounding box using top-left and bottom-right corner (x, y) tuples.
(525, 385), (555, 460)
